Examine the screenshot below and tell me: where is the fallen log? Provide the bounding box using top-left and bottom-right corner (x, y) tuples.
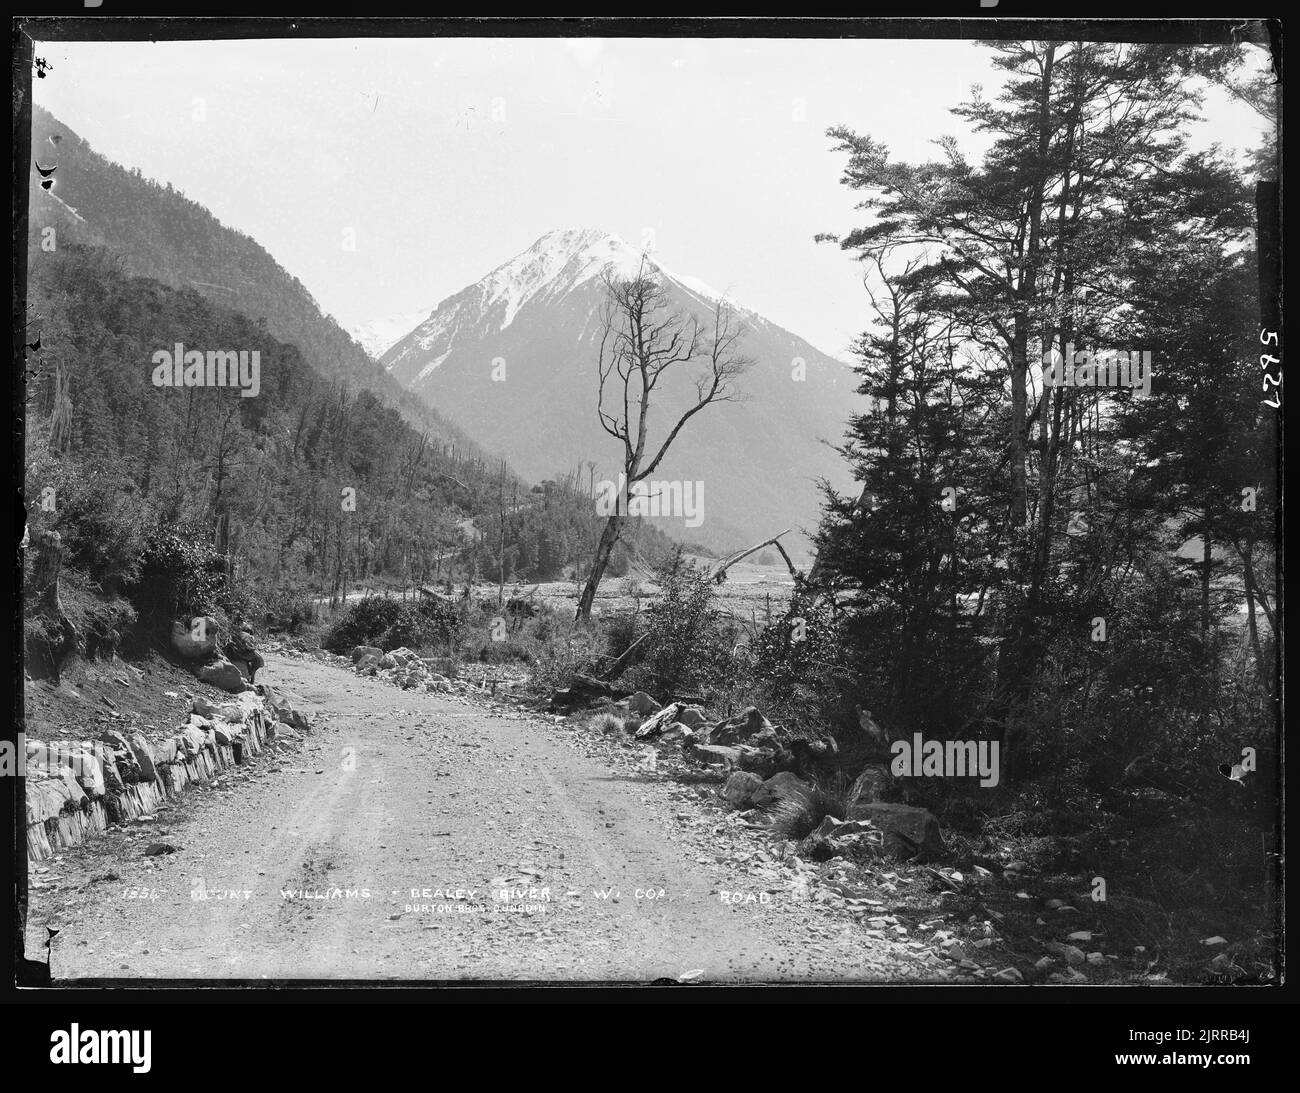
(711, 528), (801, 585)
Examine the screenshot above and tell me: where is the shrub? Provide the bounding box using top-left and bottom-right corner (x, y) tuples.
(322, 596), (403, 653)
(132, 524), (226, 621)
(27, 455), (150, 589)
(625, 548), (737, 700)
(262, 585), (317, 633)
(323, 595), (462, 654)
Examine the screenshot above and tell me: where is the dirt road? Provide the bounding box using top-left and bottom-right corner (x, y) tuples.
(25, 653), (929, 983)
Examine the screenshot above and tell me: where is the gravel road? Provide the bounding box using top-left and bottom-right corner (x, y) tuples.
(25, 653), (929, 983)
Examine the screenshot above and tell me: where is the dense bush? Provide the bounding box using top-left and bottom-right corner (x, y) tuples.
(131, 524), (227, 621)
(260, 585), (318, 633)
(323, 595), (462, 654)
(624, 549), (740, 701)
(26, 452), (149, 590)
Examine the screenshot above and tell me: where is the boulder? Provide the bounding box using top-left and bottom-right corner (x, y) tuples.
(846, 764), (892, 809)
(350, 645), (383, 664)
(197, 656), (248, 692)
(191, 695), (219, 718)
(379, 653), (398, 670)
(258, 684), (309, 730)
(27, 776), (73, 825)
(171, 616), (218, 659)
(212, 692), (262, 726)
(86, 742), (125, 796)
(26, 768), (85, 823)
(27, 741), (106, 797)
(357, 654), (380, 675)
(634, 703), (683, 739)
(178, 725), (209, 758)
(628, 691), (660, 716)
(751, 771), (818, 811)
(224, 629), (264, 681)
(711, 707), (776, 747)
(675, 706), (709, 732)
(847, 801), (945, 859)
(152, 736), (180, 766)
(720, 770), (764, 809)
(98, 730), (142, 783)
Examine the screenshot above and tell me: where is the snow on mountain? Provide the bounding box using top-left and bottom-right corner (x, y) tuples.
(379, 228), (860, 555)
(348, 307), (434, 359)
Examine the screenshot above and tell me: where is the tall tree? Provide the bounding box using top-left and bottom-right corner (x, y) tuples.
(575, 261), (749, 622)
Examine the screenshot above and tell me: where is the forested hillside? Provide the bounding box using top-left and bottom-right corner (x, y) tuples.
(23, 246), (686, 644)
(27, 105), (477, 454)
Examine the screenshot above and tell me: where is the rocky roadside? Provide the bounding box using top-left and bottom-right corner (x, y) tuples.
(25, 679), (311, 862)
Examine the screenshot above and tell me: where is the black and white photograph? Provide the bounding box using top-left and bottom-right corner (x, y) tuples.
(12, 15), (1281, 1006)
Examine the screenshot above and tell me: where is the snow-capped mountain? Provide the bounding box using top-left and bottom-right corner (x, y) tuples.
(381, 228), (861, 555)
(348, 307), (434, 360)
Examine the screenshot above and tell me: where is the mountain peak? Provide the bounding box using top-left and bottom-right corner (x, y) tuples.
(474, 228), (652, 329)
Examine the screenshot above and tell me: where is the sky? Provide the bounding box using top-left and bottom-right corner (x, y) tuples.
(31, 36), (1273, 360)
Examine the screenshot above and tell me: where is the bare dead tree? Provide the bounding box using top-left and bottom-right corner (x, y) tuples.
(575, 258), (750, 622)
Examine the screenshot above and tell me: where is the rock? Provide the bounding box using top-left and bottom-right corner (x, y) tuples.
(357, 654), (380, 675)
(992, 967), (1024, 983)
(1086, 951), (1107, 965)
(634, 703), (683, 739)
(689, 743), (774, 773)
(98, 730), (142, 783)
(751, 771), (818, 811)
(26, 742), (106, 797)
(548, 674), (633, 713)
(178, 725), (208, 758)
(676, 706), (709, 731)
(847, 801), (944, 859)
(171, 616), (218, 659)
(796, 834), (841, 862)
(212, 724), (234, 746)
(1048, 968), (1088, 984)
(628, 691), (660, 716)
(87, 743), (125, 797)
(379, 653), (398, 670)
(1035, 956), (1055, 970)
(224, 628), (264, 681)
(259, 684), (309, 729)
(720, 771), (764, 809)
(26, 773), (78, 824)
(124, 732), (156, 784)
(711, 707), (775, 747)
(809, 815), (845, 840)
(846, 764), (891, 808)
(144, 842), (178, 857)
(153, 737), (180, 765)
(197, 655), (248, 692)
(350, 645), (383, 664)
(1045, 942), (1087, 966)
